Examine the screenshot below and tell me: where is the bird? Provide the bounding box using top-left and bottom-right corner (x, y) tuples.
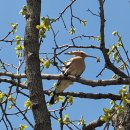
(49, 50), (96, 104)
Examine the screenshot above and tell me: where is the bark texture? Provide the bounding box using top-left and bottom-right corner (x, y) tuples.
(112, 105), (130, 130)
(24, 0), (52, 130)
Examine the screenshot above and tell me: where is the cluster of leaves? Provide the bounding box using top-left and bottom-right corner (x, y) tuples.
(108, 31), (123, 63)
(69, 20), (87, 35)
(0, 91), (28, 129)
(0, 92), (16, 109)
(40, 58), (51, 68)
(36, 17), (56, 38)
(101, 86), (130, 122)
(24, 99), (32, 109)
(58, 114), (85, 127)
(110, 31), (129, 80)
(19, 124), (28, 130)
(0, 92), (5, 103)
(7, 95), (16, 109)
(11, 23), (24, 59)
(19, 6), (28, 18)
(15, 35), (24, 58)
(11, 23), (18, 34)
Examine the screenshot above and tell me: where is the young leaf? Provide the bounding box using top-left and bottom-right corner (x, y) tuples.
(63, 114), (70, 125)
(69, 27), (75, 35)
(78, 116), (85, 126)
(67, 95), (74, 105)
(19, 6), (28, 18)
(24, 99), (32, 109)
(81, 20), (87, 27)
(112, 31), (117, 36)
(57, 96), (64, 102)
(0, 92), (5, 103)
(20, 124), (28, 130)
(43, 60), (50, 68)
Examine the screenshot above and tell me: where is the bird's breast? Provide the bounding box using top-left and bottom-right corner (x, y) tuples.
(69, 58), (86, 76)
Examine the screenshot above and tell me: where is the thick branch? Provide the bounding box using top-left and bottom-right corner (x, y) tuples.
(0, 78), (121, 100)
(24, 0), (52, 130)
(1, 72), (130, 87)
(83, 117), (105, 130)
(44, 90), (121, 100)
(0, 78), (26, 89)
(99, 0), (127, 78)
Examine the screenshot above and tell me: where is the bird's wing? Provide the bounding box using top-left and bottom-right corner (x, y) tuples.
(62, 60), (72, 75)
(54, 60), (74, 93)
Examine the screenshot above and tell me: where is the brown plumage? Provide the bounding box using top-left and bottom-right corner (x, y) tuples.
(49, 51), (96, 104)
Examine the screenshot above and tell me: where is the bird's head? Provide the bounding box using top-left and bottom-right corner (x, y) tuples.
(65, 50), (97, 59)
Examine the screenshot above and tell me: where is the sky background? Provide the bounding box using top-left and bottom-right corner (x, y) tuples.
(0, 0), (130, 130)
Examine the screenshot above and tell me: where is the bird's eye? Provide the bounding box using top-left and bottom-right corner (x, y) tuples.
(81, 52), (83, 54)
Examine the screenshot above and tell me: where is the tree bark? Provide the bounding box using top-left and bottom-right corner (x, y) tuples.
(112, 105), (130, 130)
(24, 0), (52, 130)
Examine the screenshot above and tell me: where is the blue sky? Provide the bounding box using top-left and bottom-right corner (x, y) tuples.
(0, 0), (130, 130)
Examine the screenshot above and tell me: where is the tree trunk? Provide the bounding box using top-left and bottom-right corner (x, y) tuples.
(24, 0), (52, 130)
(112, 105), (130, 130)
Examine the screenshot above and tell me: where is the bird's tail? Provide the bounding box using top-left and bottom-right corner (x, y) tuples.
(49, 91), (59, 104)
(49, 95), (56, 104)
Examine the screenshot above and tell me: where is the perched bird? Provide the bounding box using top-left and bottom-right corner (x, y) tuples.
(49, 50), (96, 104)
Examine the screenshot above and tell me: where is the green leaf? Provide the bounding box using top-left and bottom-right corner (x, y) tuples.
(39, 30), (46, 38)
(100, 115), (106, 121)
(103, 108), (109, 113)
(111, 45), (117, 52)
(57, 96), (64, 102)
(51, 18), (56, 23)
(81, 20), (87, 27)
(67, 95), (74, 105)
(123, 85), (128, 90)
(0, 92), (5, 103)
(15, 35), (22, 45)
(16, 51), (22, 58)
(53, 83), (57, 89)
(11, 23), (18, 34)
(110, 100), (116, 105)
(20, 124), (28, 130)
(19, 6), (28, 18)
(119, 64), (125, 70)
(11, 23), (18, 29)
(96, 57), (101, 62)
(40, 58), (44, 63)
(41, 17), (51, 31)
(78, 116), (85, 126)
(69, 27), (75, 35)
(15, 35), (21, 40)
(24, 99), (31, 109)
(23, 80), (27, 85)
(63, 114), (70, 125)
(43, 60), (50, 68)
(36, 25), (41, 30)
(58, 118), (62, 124)
(117, 42), (123, 47)
(118, 36), (122, 42)
(8, 95), (16, 103)
(112, 74), (118, 79)
(112, 31), (117, 36)
(8, 104), (13, 110)
(97, 35), (101, 42)
(15, 45), (24, 50)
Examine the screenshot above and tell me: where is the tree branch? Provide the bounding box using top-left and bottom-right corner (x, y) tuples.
(83, 117), (105, 130)
(44, 90), (121, 100)
(0, 78), (26, 89)
(1, 72), (130, 87)
(99, 0), (128, 78)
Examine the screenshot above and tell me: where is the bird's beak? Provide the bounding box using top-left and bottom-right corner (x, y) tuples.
(86, 54), (97, 59)
(64, 52), (73, 55)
